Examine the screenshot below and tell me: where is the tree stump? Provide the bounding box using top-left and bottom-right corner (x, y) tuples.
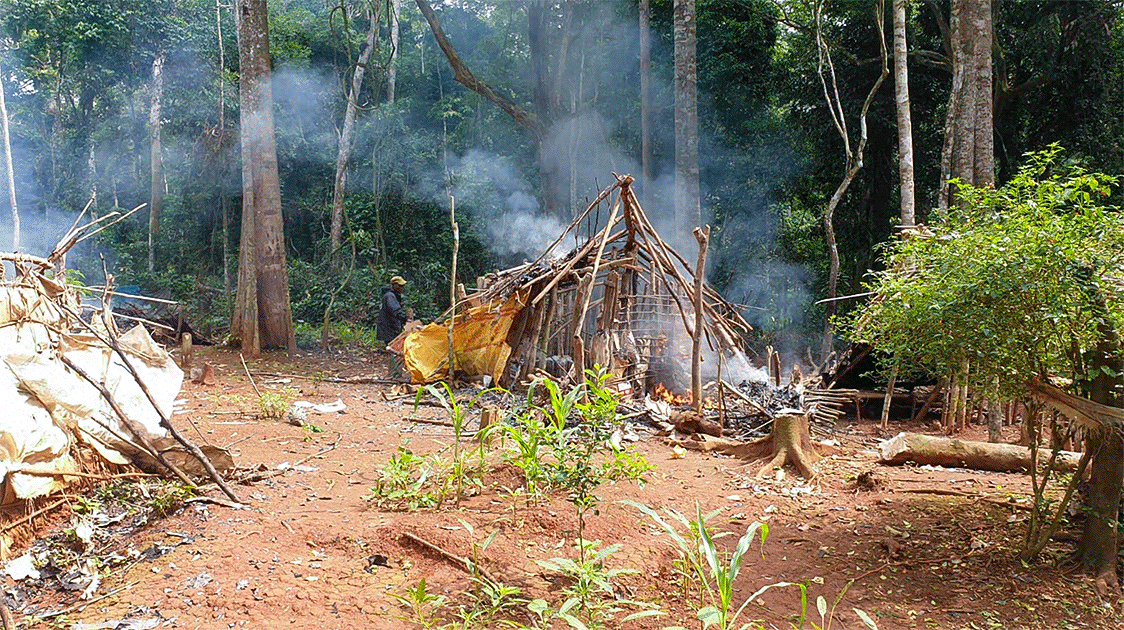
(752, 412), (822, 479)
(676, 412), (823, 479)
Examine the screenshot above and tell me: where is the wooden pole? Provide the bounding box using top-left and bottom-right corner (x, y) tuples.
(880, 362), (898, 430)
(691, 225), (711, 412)
(448, 196), (458, 378)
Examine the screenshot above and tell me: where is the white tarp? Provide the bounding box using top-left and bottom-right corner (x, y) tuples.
(0, 286), (182, 505)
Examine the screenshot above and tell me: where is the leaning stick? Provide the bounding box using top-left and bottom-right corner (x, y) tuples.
(58, 354), (197, 489)
(401, 531), (499, 585)
(448, 196), (459, 377)
(240, 353), (264, 399)
(526, 179), (618, 270)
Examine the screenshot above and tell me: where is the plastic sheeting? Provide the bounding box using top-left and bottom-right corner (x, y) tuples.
(0, 287), (182, 505)
(403, 292), (526, 384)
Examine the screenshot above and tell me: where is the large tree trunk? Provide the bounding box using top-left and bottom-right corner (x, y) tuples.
(0, 64), (18, 252)
(639, 0), (652, 187)
(148, 53), (165, 273)
(234, 0), (296, 353)
(1076, 275), (1123, 594)
(673, 0), (700, 229)
(938, 0), (993, 208)
(330, 6), (380, 263)
(892, 0), (915, 227)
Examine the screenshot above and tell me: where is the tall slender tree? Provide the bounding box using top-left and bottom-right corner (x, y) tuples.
(815, 0), (888, 357)
(330, 3), (380, 263)
(232, 0), (296, 353)
(673, 0), (700, 228)
(892, 0), (915, 227)
(388, 0), (401, 102)
(639, 0), (652, 187)
(148, 52), (165, 272)
(0, 64), (17, 252)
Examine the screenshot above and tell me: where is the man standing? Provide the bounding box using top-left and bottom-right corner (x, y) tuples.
(377, 276), (408, 344)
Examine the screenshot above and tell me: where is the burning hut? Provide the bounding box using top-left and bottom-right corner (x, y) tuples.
(402, 174), (753, 396)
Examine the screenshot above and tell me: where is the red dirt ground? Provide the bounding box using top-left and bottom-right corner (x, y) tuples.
(7, 347), (1124, 630)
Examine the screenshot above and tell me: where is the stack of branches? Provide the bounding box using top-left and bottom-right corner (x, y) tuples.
(0, 202), (239, 504)
(468, 174), (752, 390)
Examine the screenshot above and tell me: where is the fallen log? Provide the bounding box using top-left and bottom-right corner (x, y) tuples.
(878, 432), (1082, 473)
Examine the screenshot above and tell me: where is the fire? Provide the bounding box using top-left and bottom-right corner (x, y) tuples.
(652, 383), (720, 409)
(653, 383), (692, 405)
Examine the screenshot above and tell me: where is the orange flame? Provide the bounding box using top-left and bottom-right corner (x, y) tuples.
(653, 383), (693, 405)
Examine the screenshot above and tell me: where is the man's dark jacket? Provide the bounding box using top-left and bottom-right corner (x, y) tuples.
(377, 286), (407, 343)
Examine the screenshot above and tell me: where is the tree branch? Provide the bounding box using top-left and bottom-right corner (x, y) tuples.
(414, 0), (545, 141)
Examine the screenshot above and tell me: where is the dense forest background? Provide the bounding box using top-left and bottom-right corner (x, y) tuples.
(0, 0), (1120, 356)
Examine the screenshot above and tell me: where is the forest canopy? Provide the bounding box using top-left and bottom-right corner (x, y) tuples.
(0, 0), (1119, 353)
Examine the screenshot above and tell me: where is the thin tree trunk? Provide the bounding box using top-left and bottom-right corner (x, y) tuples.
(448, 197), (459, 376)
(388, 0), (400, 102)
(148, 53), (165, 273)
(892, 0), (915, 227)
(639, 0), (652, 187)
(330, 6), (379, 262)
(941, 373), (955, 430)
(955, 357), (970, 431)
(217, 0), (231, 298)
(691, 225), (710, 413)
(880, 362), (898, 429)
(938, 0), (964, 210)
(0, 65), (18, 251)
(673, 0), (700, 229)
(815, 0), (888, 358)
(987, 378), (1002, 443)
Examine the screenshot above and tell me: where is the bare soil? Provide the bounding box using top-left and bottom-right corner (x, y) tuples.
(7, 347), (1123, 630)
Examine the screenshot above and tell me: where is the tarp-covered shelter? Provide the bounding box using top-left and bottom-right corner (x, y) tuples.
(403, 174), (753, 390)
(0, 253), (185, 509)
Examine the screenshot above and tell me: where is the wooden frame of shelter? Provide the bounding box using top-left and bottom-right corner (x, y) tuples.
(457, 174), (752, 392)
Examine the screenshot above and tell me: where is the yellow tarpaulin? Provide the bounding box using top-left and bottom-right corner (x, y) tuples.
(403, 292), (527, 384)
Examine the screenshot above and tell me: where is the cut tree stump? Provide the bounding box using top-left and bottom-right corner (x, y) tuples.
(677, 412), (822, 479)
(878, 432), (1083, 473)
(752, 412), (822, 479)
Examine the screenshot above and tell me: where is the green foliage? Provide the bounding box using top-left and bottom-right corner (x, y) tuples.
(621, 501), (729, 601)
(501, 370), (652, 503)
(369, 445), (444, 511)
(845, 147), (1123, 400)
(258, 387), (295, 420)
(391, 578), (448, 630)
(534, 541), (661, 630)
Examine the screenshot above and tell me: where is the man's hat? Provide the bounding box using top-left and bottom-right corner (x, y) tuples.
(390, 275), (407, 286)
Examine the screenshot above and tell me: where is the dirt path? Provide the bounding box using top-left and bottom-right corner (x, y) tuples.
(7, 348), (1122, 629)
